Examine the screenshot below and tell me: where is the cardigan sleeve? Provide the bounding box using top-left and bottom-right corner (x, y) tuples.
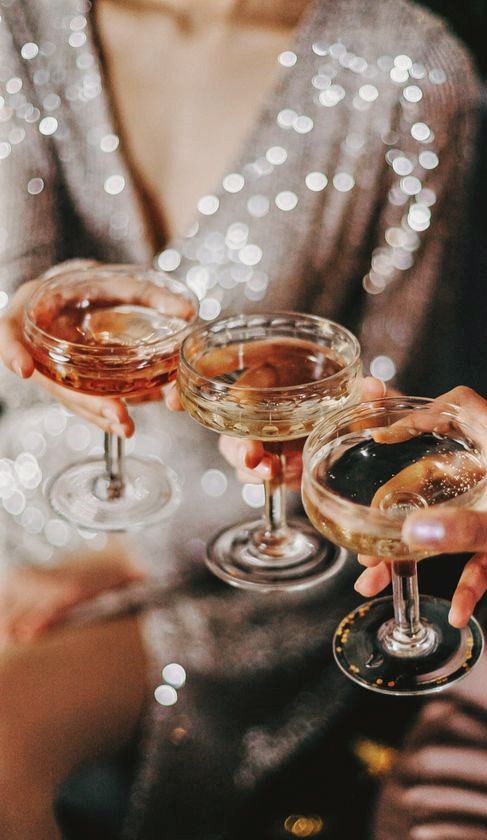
(0, 11), (61, 300)
(357, 23), (480, 394)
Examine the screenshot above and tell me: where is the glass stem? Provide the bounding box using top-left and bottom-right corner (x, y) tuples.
(104, 432), (125, 499)
(380, 560), (437, 657)
(391, 560), (422, 640)
(252, 443), (292, 556)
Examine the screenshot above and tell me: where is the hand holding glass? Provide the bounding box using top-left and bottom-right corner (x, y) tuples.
(302, 397), (487, 695)
(178, 312), (361, 591)
(23, 264), (197, 531)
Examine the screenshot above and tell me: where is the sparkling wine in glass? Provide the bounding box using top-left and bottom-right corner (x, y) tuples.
(302, 397), (487, 695)
(23, 264), (198, 531)
(177, 312), (361, 591)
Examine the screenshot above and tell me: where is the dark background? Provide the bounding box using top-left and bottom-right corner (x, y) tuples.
(420, 0), (487, 78)
(420, 1), (487, 395)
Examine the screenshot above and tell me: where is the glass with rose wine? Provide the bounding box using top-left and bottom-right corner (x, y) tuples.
(23, 264), (198, 531)
(177, 312), (361, 591)
(302, 397), (487, 695)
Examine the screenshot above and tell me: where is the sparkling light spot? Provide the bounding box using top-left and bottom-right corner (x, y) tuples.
(390, 67), (409, 84)
(392, 156), (414, 176)
(0, 142), (11, 160)
(247, 195), (270, 218)
(4, 490), (26, 516)
(100, 133), (119, 153)
(333, 172), (355, 192)
(394, 54), (413, 70)
(266, 146), (287, 165)
(401, 176), (422, 196)
(154, 685), (178, 706)
(319, 85), (345, 106)
(43, 93), (61, 111)
(411, 122), (431, 142)
(312, 74), (331, 91)
(0, 292), (8, 310)
(239, 244), (262, 266)
(201, 469), (228, 497)
(104, 175), (125, 195)
(275, 191), (298, 211)
(277, 108), (298, 129)
(222, 172), (245, 193)
(419, 151), (439, 170)
(157, 249), (181, 272)
(27, 177), (44, 195)
(21, 42), (39, 60)
(403, 85), (423, 103)
(6, 77), (22, 94)
(278, 51), (297, 68)
(293, 115), (314, 134)
(68, 31), (86, 48)
(198, 195), (219, 215)
(162, 663), (186, 689)
(312, 41), (329, 56)
(199, 298), (221, 320)
(242, 484), (265, 508)
(359, 84), (379, 102)
(305, 171), (328, 191)
(429, 68), (447, 85)
(370, 356), (396, 381)
(39, 116), (58, 135)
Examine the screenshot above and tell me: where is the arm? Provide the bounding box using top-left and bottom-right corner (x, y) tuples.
(374, 645), (487, 840)
(358, 25), (480, 394)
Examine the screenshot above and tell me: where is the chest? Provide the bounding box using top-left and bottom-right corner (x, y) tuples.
(95, 4), (294, 242)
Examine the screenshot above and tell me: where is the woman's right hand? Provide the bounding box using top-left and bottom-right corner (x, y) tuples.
(0, 262), (134, 437)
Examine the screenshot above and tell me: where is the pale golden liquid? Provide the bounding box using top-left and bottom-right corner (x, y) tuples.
(303, 432), (487, 560)
(183, 336), (352, 441)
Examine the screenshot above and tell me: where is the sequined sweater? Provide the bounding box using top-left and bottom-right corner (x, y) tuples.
(0, 1), (481, 838)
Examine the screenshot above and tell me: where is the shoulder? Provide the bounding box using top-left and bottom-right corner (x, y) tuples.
(309, 0), (479, 108)
(308, 0), (476, 95)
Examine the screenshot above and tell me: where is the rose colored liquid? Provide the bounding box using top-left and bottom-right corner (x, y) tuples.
(28, 298), (188, 396)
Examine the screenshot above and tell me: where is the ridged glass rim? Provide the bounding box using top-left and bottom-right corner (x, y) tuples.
(179, 311), (361, 395)
(23, 264), (199, 359)
(302, 396), (487, 528)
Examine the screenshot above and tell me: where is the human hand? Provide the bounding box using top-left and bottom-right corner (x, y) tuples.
(0, 260), (135, 436)
(217, 376), (387, 488)
(0, 543), (144, 645)
(354, 387), (487, 628)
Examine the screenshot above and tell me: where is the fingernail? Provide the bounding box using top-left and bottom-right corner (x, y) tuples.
(110, 423), (127, 438)
(12, 361), (25, 378)
(403, 518), (445, 546)
(255, 461), (272, 478)
(102, 408), (120, 423)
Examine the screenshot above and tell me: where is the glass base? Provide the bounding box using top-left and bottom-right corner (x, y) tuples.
(48, 456), (181, 532)
(206, 516), (349, 592)
(333, 595), (484, 696)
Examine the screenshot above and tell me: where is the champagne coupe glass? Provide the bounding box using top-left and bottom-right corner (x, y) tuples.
(302, 397), (487, 695)
(23, 264), (198, 531)
(178, 312), (361, 591)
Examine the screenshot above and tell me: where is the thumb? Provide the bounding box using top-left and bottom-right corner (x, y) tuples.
(402, 509), (487, 554)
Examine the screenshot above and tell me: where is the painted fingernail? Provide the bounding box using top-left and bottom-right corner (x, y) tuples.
(403, 518), (445, 545)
